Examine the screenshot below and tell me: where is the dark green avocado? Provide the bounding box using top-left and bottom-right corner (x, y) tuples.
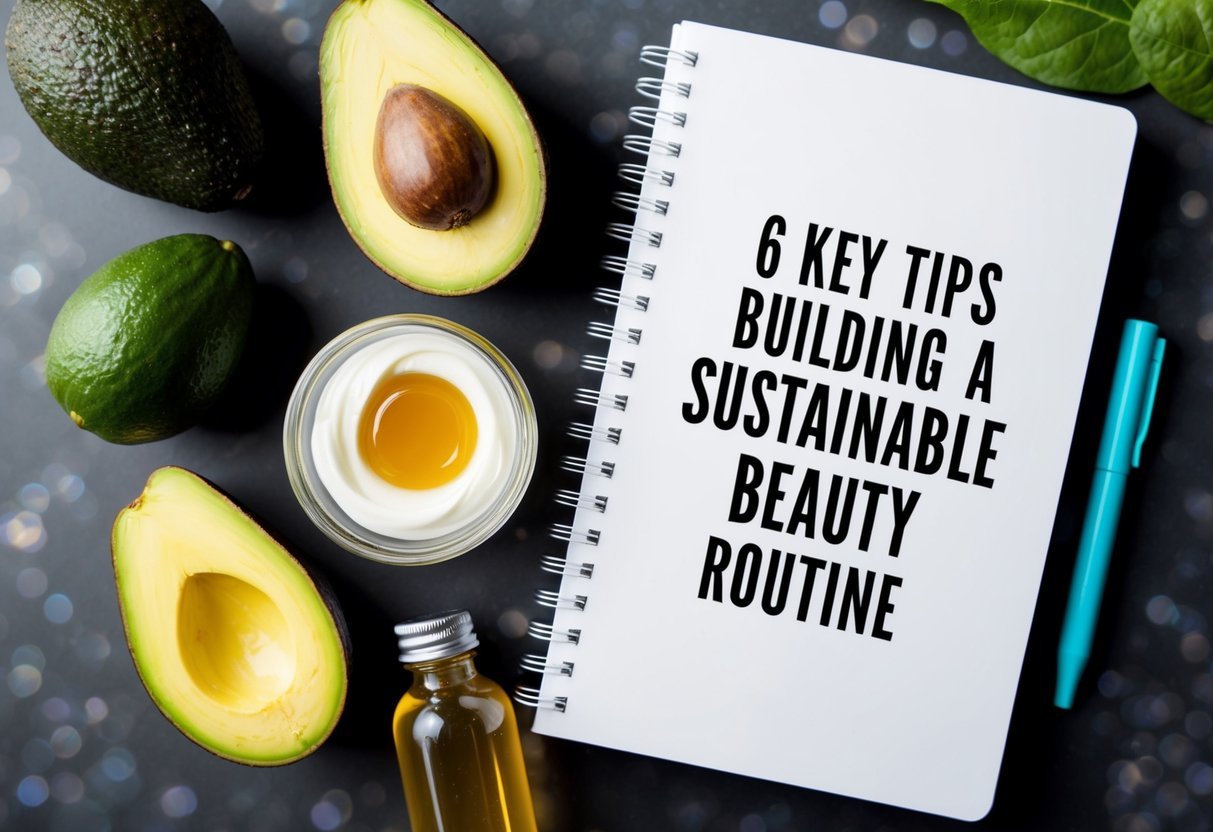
(45, 234), (254, 444)
(5, 0), (264, 211)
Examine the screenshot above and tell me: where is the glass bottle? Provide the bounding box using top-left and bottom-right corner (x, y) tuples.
(393, 610), (538, 832)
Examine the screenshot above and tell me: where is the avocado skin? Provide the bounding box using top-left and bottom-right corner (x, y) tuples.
(45, 235), (254, 444)
(5, 0), (263, 211)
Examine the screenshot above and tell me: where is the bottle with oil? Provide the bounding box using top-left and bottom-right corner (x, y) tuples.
(393, 610), (538, 832)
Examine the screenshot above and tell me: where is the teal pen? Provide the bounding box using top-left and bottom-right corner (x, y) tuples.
(1055, 319), (1165, 709)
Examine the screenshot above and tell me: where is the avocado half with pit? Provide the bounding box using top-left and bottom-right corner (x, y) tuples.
(320, 0), (546, 294)
(112, 467), (348, 766)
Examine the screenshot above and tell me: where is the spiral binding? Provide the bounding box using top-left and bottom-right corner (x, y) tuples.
(516, 40), (694, 712)
(514, 686), (568, 712)
(554, 488), (608, 512)
(535, 589), (589, 611)
(549, 523), (601, 546)
(639, 45), (699, 68)
(628, 106), (687, 128)
(573, 388), (628, 411)
(622, 135), (681, 158)
(587, 321), (643, 344)
(617, 164), (674, 188)
(600, 254), (656, 279)
(581, 354), (636, 378)
(528, 621), (582, 644)
(540, 553), (596, 578)
(635, 77), (691, 100)
(609, 192), (669, 216)
(566, 421), (622, 444)
(606, 221), (662, 247)
(592, 287), (650, 311)
(559, 455), (616, 478)
(520, 654), (575, 676)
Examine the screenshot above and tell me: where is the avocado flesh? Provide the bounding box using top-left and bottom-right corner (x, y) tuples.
(321, 0), (546, 294)
(112, 467), (348, 766)
(5, 0), (263, 211)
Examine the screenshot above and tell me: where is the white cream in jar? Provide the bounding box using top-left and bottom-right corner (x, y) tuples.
(310, 329), (519, 539)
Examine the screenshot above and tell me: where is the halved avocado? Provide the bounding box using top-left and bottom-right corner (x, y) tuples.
(112, 467), (348, 766)
(321, 0), (546, 295)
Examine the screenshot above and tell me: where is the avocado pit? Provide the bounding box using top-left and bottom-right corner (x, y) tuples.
(373, 84), (495, 231)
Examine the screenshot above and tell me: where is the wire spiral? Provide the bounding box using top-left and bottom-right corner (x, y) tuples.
(516, 40), (693, 712)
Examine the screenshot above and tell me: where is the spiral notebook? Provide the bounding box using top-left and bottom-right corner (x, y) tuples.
(517, 21), (1136, 821)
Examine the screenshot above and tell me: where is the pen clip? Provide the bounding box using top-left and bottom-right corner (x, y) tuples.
(1132, 338), (1166, 468)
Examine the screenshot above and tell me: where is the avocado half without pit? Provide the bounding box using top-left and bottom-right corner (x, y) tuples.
(321, 0), (547, 294)
(112, 468), (349, 766)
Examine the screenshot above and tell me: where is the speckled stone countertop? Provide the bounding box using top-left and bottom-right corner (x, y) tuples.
(1, 1), (1211, 831)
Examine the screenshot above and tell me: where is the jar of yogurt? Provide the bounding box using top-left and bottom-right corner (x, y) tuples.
(284, 315), (537, 565)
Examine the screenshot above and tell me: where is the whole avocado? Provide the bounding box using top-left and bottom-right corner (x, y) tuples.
(45, 235), (254, 444)
(5, 0), (263, 211)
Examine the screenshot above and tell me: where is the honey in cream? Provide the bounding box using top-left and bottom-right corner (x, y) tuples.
(358, 371), (479, 490)
(310, 327), (521, 540)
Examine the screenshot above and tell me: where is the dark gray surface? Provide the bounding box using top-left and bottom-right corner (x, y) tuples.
(1, 1), (1211, 830)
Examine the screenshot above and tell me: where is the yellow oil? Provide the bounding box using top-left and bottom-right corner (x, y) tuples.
(393, 652), (538, 832)
(358, 372), (478, 490)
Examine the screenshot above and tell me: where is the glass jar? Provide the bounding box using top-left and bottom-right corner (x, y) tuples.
(283, 314), (537, 565)
(393, 610), (538, 832)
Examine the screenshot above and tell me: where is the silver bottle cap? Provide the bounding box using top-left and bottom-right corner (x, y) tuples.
(395, 609), (480, 664)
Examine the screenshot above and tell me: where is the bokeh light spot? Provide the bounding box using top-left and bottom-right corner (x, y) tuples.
(17, 775), (49, 807)
(43, 593), (73, 625)
(160, 785), (198, 818)
(8, 665), (42, 698)
(907, 18), (937, 49)
(51, 725), (82, 759)
(100, 748), (135, 782)
(819, 0), (847, 29)
(50, 771), (84, 804)
(84, 697), (108, 725)
(16, 567), (47, 598)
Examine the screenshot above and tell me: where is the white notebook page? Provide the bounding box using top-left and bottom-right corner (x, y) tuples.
(533, 21), (1136, 821)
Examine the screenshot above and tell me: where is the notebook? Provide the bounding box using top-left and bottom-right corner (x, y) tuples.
(517, 21), (1137, 821)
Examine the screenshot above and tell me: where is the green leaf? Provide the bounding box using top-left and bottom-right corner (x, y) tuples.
(931, 0), (1149, 93)
(1129, 0), (1213, 120)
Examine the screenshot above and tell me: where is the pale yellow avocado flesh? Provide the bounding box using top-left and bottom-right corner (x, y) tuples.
(321, 0), (546, 294)
(112, 467), (348, 766)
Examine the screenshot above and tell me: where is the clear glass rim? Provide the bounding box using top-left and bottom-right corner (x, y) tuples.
(283, 314), (537, 566)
